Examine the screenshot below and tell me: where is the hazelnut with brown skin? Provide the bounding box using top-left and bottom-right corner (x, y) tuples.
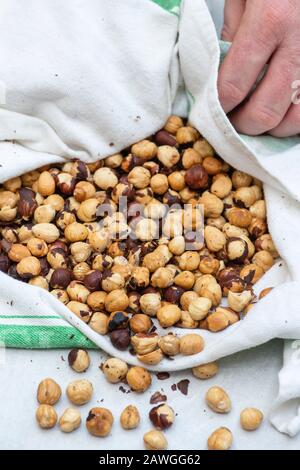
(37, 378), (62, 405)
(205, 386), (231, 413)
(66, 379), (93, 405)
(185, 164), (208, 189)
(36, 405), (58, 429)
(110, 328), (131, 350)
(68, 349), (90, 373)
(107, 311), (129, 331)
(49, 268), (72, 289)
(86, 407), (114, 437)
(126, 366), (152, 393)
(120, 405), (140, 430)
(207, 427), (233, 450)
(102, 357), (128, 383)
(149, 404), (175, 430)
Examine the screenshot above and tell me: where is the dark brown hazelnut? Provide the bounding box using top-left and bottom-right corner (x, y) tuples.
(49, 241), (69, 253)
(7, 264), (22, 280)
(0, 254), (10, 273)
(163, 286), (185, 303)
(226, 237), (249, 263)
(248, 218), (267, 239)
(56, 173), (76, 196)
(162, 190), (181, 205)
(83, 270), (102, 292)
(71, 160), (90, 181)
(217, 267), (245, 295)
(149, 404), (175, 430)
(50, 268), (72, 289)
(108, 311), (129, 331)
(154, 130), (177, 147)
(17, 188), (38, 220)
(39, 257), (51, 276)
(110, 328), (131, 350)
(185, 164), (208, 189)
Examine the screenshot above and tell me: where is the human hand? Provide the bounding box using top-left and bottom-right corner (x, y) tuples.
(217, 0), (300, 137)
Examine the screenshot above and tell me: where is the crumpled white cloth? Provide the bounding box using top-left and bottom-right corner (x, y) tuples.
(0, 0), (300, 436)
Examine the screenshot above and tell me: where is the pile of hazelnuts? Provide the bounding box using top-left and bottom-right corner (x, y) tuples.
(0, 115), (278, 365)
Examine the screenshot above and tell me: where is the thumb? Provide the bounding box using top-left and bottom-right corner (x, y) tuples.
(222, 0), (246, 41)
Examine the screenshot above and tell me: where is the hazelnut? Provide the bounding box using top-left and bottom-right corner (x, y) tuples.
(199, 255), (220, 275)
(50, 268), (72, 289)
(226, 237), (249, 263)
(200, 191), (224, 218)
(157, 304), (182, 328)
(77, 198), (100, 223)
(140, 292), (161, 317)
(137, 348), (163, 365)
(129, 314), (152, 334)
(180, 290), (198, 311)
(32, 223), (59, 243)
(105, 289), (129, 312)
(128, 167), (151, 189)
(227, 290), (253, 313)
(126, 366), (151, 393)
(255, 234), (279, 258)
(176, 310), (198, 329)
(8, 243), (31, 262)
(92, 254), (113, 271)
(17, 188), (38, 220)
(192, 362), (219, 379)
(182, 148), (202, 169)
(16, 256), (41, 279)
(102, 357), (128, 383)
(193, 138), (214, 157)
(176, 126), (199, 145)
(36, 404), (57, 429)
(150, 174), (169, 195)
(51, 289), (69, 305)
(142, 245), (172, 272)
(250, 200), (266, 219)
(110, 328), (131, 350)
(143, 430), (168, 450)
(131, 333), (158, 355)
(164, 115), (184, 134)
(56, 211), (76, 230)
(179, 334), (205, 355)
(205, 386), (231, 413)
(86, 407), (114, 437)
(108, 311), (129, 331)
(207, 307), (239, 332)
(132, 140), (157, 160)
(37, 378), (62, 405)
(204, 226), (226, 252)
(174, 271), (194, 290)
(89, 312), (109, 335)
(66, 379), (93, 405)
(168, 171), (186, 191)
(3, 176), (22, 192)
(157, 145), (180, 168)
(149, 404), (175, 430)
(67, 281), (90, 303)
(56, 172), (76, 195)
(227, 207), (252, 228)
(211, 174), (232, 198)
(240, 408), (263, 431)
(207, 427), (233, 450)
(232, 170), (252, 188)
(74, 181), (96, 201)
(194, 277), (222, 307)
(151, 267), (174, 289)
(178, 251), (200, 271)
(44, 194), (65, 211)
(240, 264), (264, 284)
(67, 301), (92, 323)
(158, 334), (180, 356)
(70, 242), (92, 263)
(259, 287), (273, 299)
(248, 217), (267, 239)
(68, 348), (90, 373)
(29, 276), (49, 290)
(120, 405), (140, 430)
(83, 270), (102, 292)
(94, 167), (118, 190)
(59, 408), (81, 433)
(27, 238), (48, 257)
(188, 297), (212, 321)
(185, 164), (208, 189)
(65, 222), (88, 242)
(34, 204), (56, 224)
(252, 250), (274, 272)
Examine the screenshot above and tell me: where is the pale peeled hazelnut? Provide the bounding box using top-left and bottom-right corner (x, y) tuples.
(207, 427), (233, 450)
(204, 226), (226, 252)
(195, 279), (222, 307)
(234, 186), (258, 208)
(168, 171), (186, 191)
(188, 297), (212, 321)
(135, 218), (158, 241)
(94, 167), (118, 190)
(67, 281), (90, 303)
(3, 176), (22, 192)
(157, 304), (182, 327)
(37, 378), (62, 405)
(255, 234), (279, 258)
(65, 222), (88, 242)
(68, 348), (90, 373)
(206, 215), (226, 230)
(59, 408), (81, 433)
(126, 366), (151, 393)
(158, 334), (180, 356)
(27, 238), (48, 257)
(151, 267), (174, 288)
(150, 174), (169, 194)
(139, 292), (161, 317)
(137, 349), (163, 365)
(149, 404), (175, 430)
(51, 289), (70, 305)
(104, 153), (123, 168)
(102, 357), (128, 383)
(143, 430), (168, 450)
(207, 307), (239, 332)
(157, 145), (180, 168)
(37, 171), (56, 197)
(66, 379), (93, 405)
(168, 236), (185, 255)
(8, 243), (31, 262)
(174, 271), (195, 289)
(128, 167), (151, 189)
(232, 170), (252, 188)
(250, 200), (266, 219)
(192, 362), (219, 379)
(179, 334), (205, 355)
(74, 181), (96, 201)
(203, 156), (223, 175)
(252, 250), (274, 272)
(77, 198), (100, 222)
(67, 301), (92, 323)
(177, 126), (199, 145)
(86, 407), (114, 437)
(89, 312), (109, 335)
(104, 289), (129, 312)
(164, 115), (184, 134)
(131, 333), (158, 355)
(70, 241), (92, 263)
(143, 198), (166, 220)
(44, 194), (65, 211)
(227, 207), (252, 228)
(142, 245), (172, 272)
(211, 174), (232, 198)
(88, 230), (109, 252)
(205, 386), (231, 413)
(36, 405), (57, 429)
(29, 276), (49, 290)
(102, 271), (125, 292)
(32, 223), (59, 243)
(16, 256), (41, 278)
(180, 291), (198, 311)
(182, 148), (202, 169)
(178, 251), (200, 271)
(176, 310), (198, 329)
(132, 140), (157, 160)
(120, 405), (140, 430)
(34, 204), (56, 223)
(240, 408), (263, 431)
(199, 256), (220, 275)
(227, 290), (253, 313)
(200, 191), (224, 218)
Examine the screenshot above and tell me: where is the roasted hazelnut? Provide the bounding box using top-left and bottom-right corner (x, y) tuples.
(163, 286), (184, 304)
(252, 250), (274, 272)
(192, 362), (219, 379)
(188, 297), (212, 321)
(107, 310), (129, 331)
(232, 170), (252, 188)
(51, 288), (69, 305)
(110, 328), (131, 350)
(126, 366), (152, 393)
(139, 292), (161, 317)
(120, 405), (140, 430)
(137, 348), (163, 365)
(67, 281), (90, 303)
(250, 200), (266, 219)
(176, 126), (199, 145)
(82, 270), (102, 292)
(157, 145), (180, 168)
(142, 245), (172, 272)
(66, 379), (93, 405)
(37, 171), (56, 197)
(168, 171), (186, 191)
(180, 290), (199, 311)
(207, 427), (233, 450)
(204, 226), (226, 252)
(92, 254), (113, 271)
(149, 404), (175, 430)
(132, 139), (158, 160)
(255, 234), (279, 258)
(205, 386), (231, 413)
(226, 237), (249, 263)
(44, 194), (65, 211)
(67, 301), (92, 323)
(248, 217), (267, 239)
(70, 160), (90, 180)
(178, 251), (200, 271)
(73, 181), (96, 202)
(211, 174), (232, 198)
(56, 172), (76, 195)
(227, 207), (252, 228)
(143, 430), (168, 450)
(94, 167), (118, 190)
(31, 223), (59, 243)
(29, 276), (49, 290)
(150, 173), (169, 195)
(217, 267), (245, 295)
(227, 290), (253, 313)
(200, 191), (224, 218)
(86, 407), (114, 437)
(185, 164), (208, 189)
(193, 138), (214, 157)
(59, 408), (81, 433)
(131, 333), (158, 355)
(27, 238), (48, 257)
(64, 222), (88, 242)
(8, 243), (31, 262)
(16, 256), (41, 279)
(36, 405), (57, 429)
(158, 334), (180, 356)
(173, 271), (194, 290)
(129, 314), (152, 334)
(207, 307), (239, 332)
(34, 204), (56, 224)
(194, 277), (222, 307)
(127, 166), (151, 189)
(179, 334), (204, 355)
(50, 268), (72, 289)
(89, 312), (109, 335)
(199, 255), (220, 275)
(176, 310), (198, 329)
(102, 357), (128, 383)
(164, 115), (184, 134)
(157, 304), (182, 328)
(55, 211), (76, 230)
(102, 271), (125, 292)
(240, 264), (264, 284)
(37, 378), (62, 405)
(240, 408), (263, 431)
(182, 148), (202, 169)
(17, 188), (38, 220)
(3, 176), (22, 192)
(68, 348), (90, 373)
(151, 267), (174, 289)
(105, 289), (129, 312)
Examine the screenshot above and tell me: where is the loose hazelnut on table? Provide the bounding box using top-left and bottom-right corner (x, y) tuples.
(240, 408), (263, 431)
(68, 348), (90, 373)
(143, 430), (168, 450)
(192, 362), (219, 380)
(66, 379), (93, 405)
(102, 357), (128, 383)
(126, 366), (152, 393)
(86, 407), (114, 437)
(205, 386), (231, 413)
(37, 378), (62, 405)
(179, 334), (205, 355)
(158, 334), (180, 356)
(149, 404), (175, 430)
(120, 405), (140, 430)
(207, 427), (233, 450)
(59, 408), (81, 433)
(36, 404), (57, 429)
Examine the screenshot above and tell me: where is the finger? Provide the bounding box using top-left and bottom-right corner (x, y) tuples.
(218, 3), (280, 113)
(229, 48), (300, 135)
(221, 0), (246, 42)
(269, 104), (300, 137)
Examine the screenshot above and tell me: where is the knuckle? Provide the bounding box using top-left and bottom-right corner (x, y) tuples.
(218, 78), (245, 106)
(254, 104), (283, 131)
